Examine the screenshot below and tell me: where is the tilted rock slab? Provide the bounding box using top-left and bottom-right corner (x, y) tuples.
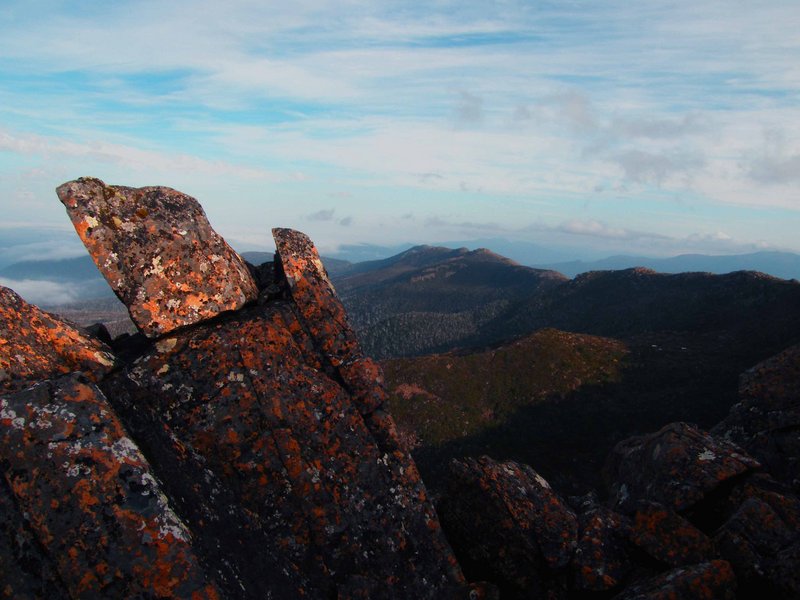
(0, 285), (115, 393)
(605, 422), (760, 513)
(57, 177), (258, 337)
(0, 375), (219, 598)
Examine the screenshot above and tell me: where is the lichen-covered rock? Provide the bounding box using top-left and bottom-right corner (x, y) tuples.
(273, 227), (386, 415)
(57, 177), (257, 337)
(103, 301), (465, 599)
(438, 456), (577, 598)
(715, 496), (800, 597)
(606, 422), (760, 513)
(629, 501), (713, 567)
(713, 343), (800, 491)
(571, 505), (632, 591)
(0, 375), (218, 598)
(0, 285), (115, 392)
(615, 560), (736, 600)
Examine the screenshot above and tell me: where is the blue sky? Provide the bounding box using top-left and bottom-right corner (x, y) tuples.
(1, 0), (799, 262)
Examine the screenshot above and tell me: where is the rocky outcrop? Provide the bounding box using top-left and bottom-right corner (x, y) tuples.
(0, 178), (469, 599)
(433, 414), (800, 598)
(713, 343), (800, 492)
(56, 177), (257, 337)
(0, 285), (115, 393)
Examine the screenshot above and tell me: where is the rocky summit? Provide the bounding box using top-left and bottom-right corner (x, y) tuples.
(1, 178), (469, 599)
(2, 177), (800, 599)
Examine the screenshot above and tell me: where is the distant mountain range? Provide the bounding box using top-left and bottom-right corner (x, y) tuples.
(533, 250), (800, 280)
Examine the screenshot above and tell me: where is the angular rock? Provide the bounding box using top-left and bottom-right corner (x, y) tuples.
(0, 375), (218, 598)
(273, 227), (386, 415)
(57, 177), (257, 337)
(606, 422), (760, 513)
(0, 285), (115, 393)
(572, 505), (632, 591)
(103, 301), (465, 599)
(615, 560), (736, 600)
(713, 343), (800, 491)
(629, 501), (713, 567)
(438, 456), (577, 598)
(715, 496), (800, 597)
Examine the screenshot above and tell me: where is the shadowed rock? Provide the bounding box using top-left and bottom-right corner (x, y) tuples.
(0, 285), (115, 393)
(57, 177), (257, 337)
(629, 501), (713, 567)
(606, 422), (760, 513)
(572, 505), (632, 591)
(438, 456), (577, 599)
(715, 495), (800, 597)
(713, 343), (800, 492)
(0, 375), (218, 598)
(615, 560), (736, 600)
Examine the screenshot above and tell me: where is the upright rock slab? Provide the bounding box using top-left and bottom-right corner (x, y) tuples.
(57, 177), (257, 337)
(0, 285), (115, 393)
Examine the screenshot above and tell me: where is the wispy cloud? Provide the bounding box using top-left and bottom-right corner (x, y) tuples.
(1, 0), (799, 256)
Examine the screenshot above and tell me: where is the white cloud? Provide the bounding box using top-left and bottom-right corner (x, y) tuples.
(0, 277), (81, 306)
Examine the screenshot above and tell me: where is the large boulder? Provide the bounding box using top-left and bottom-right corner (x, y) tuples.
(437, 456), (577, 599)
(605, 422), (760, 513)
(57, 177), (258, 337)
(0, 285), (115, 392)
(0, 375), (218, 598)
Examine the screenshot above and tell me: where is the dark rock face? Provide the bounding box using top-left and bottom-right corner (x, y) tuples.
(438, 456), (577, 599)
(629, 501), (713, 567)
(713, 343), (800, 492)
(57, 177), (258, 337)
(615, 560), (737, 600)
(0, 375), (218, 598)
(571, 505), (631, 591)
(0, 179), (469, 599)
(0, 285), (115, 393)
(606, 422), (760, 513)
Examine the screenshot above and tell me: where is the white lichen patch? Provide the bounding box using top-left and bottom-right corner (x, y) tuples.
(697, 448), (717, 462)
(111, 436), (145, 464)
(533, 472), (551, 490)
(145, 256), (165, 278)
(104, 252), (118, 268)
(166, 298), (181, 310)
(85, 215), (99, 228)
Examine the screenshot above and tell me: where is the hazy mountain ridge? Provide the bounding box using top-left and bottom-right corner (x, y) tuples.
(535, 250), (800, 280)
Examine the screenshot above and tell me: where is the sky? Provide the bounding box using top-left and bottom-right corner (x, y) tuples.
(1, 0), (799, 265)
